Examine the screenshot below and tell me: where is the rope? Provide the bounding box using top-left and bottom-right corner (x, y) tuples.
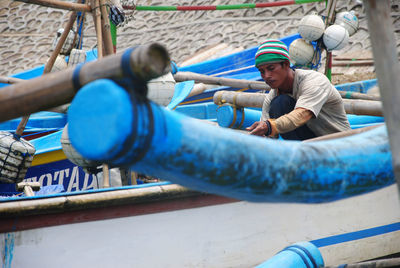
(122, 0), (324, 11)
(0, 132), (34, 184)
(217, 94), (245, 129)
(228, 94), (239, 128)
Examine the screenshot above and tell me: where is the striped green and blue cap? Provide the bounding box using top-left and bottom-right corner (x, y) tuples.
(255, 39), (291, 67)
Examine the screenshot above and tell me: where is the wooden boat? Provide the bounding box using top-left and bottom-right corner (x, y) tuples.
(0, 73), (395, 267)
(0, 111), (66, 140)
(1, 180), (399, 267)
(0, 23), (398, 267)
(0, 35), (384, 197)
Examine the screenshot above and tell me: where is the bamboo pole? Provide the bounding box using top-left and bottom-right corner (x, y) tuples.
(323, 0), (338, 81)
(99, 0), (114, 55)
(175, 71), (380, 101)
(44, 12), (77, 74)
(364, 0), (400, 192)
(213, 91), (265, 108)
(335, 56), (400, 61)
(91, 0), (103, 58)
(332, 60), (375, 66)
(15, 11), (77, 137)
(187, 83), (219, 98)
(338, 91), (379, 101)
(174, 71), (270, 91)
(123, 0), (325, 11)
(14, 0), (91, 12)
(85, 0), (113, 184)
(0, 76), (70, 113)
(0, 43), (171, 123)
(102, 164), (110, 187)
(131, 171), (138, 185)
(342, 99), (383, 116)
(0, 76), (24, 84)
(213, 90), (383, 116)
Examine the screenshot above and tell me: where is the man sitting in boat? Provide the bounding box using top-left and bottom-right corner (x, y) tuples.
(247, 39), (350, 140)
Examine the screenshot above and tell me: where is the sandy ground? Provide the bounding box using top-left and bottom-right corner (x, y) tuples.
(1, 0), (399, 84)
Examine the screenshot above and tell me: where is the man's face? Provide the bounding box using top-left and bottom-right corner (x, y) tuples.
(257, 62), (288, 89)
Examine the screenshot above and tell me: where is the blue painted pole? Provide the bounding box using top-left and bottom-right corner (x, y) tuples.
(255, 241), (324, 268)
(216, 105), (261, 129)
(68, 79), (394, 203)
(216, 107), (384, 130)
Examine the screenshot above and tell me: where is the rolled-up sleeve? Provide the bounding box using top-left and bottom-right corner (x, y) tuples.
(260, 89), (277, 121)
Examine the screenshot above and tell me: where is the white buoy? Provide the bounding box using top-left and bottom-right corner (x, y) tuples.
(147, 72), (176, 106)
(0, 132), (35, 184)
(61, 125), (100, 172)
(289, 39), (315, 65)
(323, 25), (350, 51)
(298, 14), (325, 41)
(335, 11), (359, 36)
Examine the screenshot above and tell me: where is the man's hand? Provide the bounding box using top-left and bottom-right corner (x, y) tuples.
(246, 121), (269, 136)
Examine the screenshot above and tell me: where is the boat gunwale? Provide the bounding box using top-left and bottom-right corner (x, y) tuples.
(0, 183), (237, 218)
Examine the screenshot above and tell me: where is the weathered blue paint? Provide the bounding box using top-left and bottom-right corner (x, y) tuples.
(255, 241), (324, 268)
(216, 105), (260, 128)
(177, 33), (300, 77)
(346, 114), (384, 125)
(175, 102), (219, 120)
(167, 80), (195, 110)
(68, 79), (394, 203)
(334, 79), (378, 94)
(2, 233), (15, 268)
(216, 107), (384, 130)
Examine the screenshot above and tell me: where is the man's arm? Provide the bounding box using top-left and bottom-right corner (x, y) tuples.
(247, 108), (313, 137)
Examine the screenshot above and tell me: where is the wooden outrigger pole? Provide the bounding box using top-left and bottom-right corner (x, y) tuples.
(323, 0), (337, 81)
(364, 0), (400, 193)
(15, 10), (78, 138)
(14, 0), (91, 11)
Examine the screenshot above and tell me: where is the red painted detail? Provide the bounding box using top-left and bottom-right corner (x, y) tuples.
(255, 1), (295, 7)
(327, 52), (333, 69)
(0, 194), (238, 233)
(22, 130), (57, 140)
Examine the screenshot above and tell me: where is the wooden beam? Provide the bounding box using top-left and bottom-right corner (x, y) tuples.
(175, 71), (380, 101)
(0, 76), (24, 84)
(91, 0), (103, 58)
(15, 11), (77, 136)
(0, 43), (170, 123)
(14, 0), (91, 12)
(364, 0), (400, 191)
(213, 90), (383, 116)
(100, 0), (114, 55)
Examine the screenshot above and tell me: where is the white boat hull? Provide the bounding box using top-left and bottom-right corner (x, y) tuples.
(1, 184), (399, 267)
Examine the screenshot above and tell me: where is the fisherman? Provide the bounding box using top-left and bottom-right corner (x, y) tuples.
(246, 39), (350, 140)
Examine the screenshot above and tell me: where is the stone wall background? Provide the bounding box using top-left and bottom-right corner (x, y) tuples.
(0, 0), (399, 78)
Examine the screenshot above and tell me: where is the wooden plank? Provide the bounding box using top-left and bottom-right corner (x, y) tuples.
(364, 0), (400, 192)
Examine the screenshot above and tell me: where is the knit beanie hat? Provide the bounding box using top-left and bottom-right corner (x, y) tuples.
(255, 39), (291, 67)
